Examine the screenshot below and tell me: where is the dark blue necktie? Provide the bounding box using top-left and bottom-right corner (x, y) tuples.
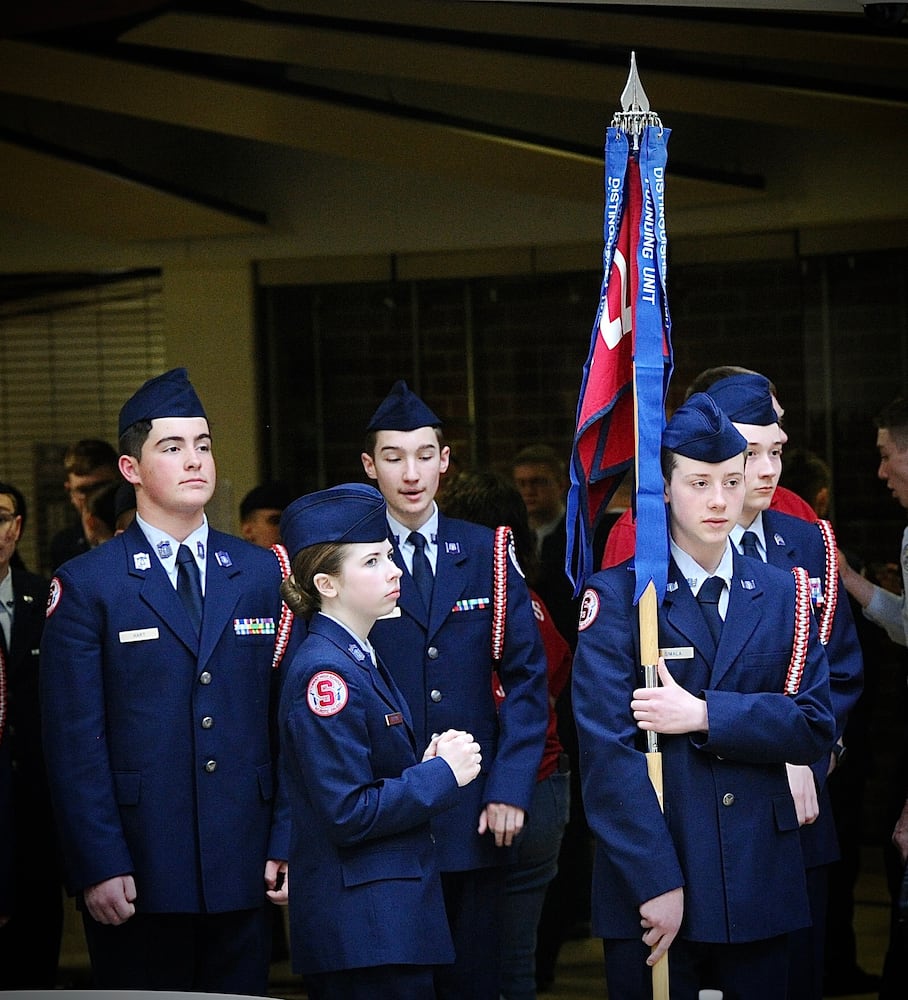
(697, 576), (725, 648)
(176, 544), (203, 634)
(408, 531), (434, 608)
(740, 530), (761, 561)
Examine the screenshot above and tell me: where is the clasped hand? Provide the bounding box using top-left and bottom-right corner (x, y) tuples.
(423, 729), (482, 787)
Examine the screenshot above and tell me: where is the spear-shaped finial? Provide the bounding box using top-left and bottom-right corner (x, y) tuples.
(612, 51), (661, 150)
(620, 51), (650, 114)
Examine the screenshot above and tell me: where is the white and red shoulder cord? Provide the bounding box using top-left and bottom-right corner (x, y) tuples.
(270, 543), (294, 670)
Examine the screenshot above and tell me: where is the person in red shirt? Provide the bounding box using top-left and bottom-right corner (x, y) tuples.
(601, 366), (816, 568)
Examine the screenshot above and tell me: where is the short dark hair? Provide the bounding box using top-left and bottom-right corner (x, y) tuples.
(63, 439), (118, 476)
(118, 420), (153, 461)
(240, 482), (295, 521)
(684, 366), (779, 401)
(511, 444), (567, 479)
(0, 480), (24, 523)
(875, 397), (908, 449)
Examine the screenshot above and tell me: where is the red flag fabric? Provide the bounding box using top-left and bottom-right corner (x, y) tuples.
(567, 126), (673, 598)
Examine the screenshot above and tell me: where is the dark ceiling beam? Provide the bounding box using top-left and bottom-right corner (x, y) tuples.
(0, 133), (269, 240)
(0, 38), (763, 207)
(119, 11), (908, 135)
(257, 0), (906, 68)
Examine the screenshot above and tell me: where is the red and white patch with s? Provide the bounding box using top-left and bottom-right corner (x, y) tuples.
(46, 577), (62, 618)
(307, 671), (349, 717)
(577, 588), (600, 631)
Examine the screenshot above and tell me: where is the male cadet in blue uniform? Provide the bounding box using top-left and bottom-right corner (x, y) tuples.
(572, 392), (835, 1000)
(361, 380), (549, 1000)
(40, 368), (299, 995)
(703, 372), (864, 1000)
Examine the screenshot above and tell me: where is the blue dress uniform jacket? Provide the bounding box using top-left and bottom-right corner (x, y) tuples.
(370, 514), (548, 873)
(759, 509), (864, 868)
(279, 614), (459, 975)
(572, 551), (835, 944)
(40, 520), (296, 913)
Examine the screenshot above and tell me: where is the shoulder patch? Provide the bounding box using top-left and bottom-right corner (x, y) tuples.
(507, 534), (525, 578)
(46, 577), (62, 618)
(577, 588), (600, 631)
(307, 670), (349, 717)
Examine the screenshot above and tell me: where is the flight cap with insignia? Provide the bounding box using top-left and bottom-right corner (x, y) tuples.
(663, 392), (747, 463)
(703, 373), (777, 427)
(118, 367), (207, 436)
(281, 483), (389, 560)
(366, 379), (442, 432)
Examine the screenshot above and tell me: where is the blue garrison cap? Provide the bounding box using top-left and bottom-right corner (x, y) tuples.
(704, 373), (777, 427)
(280, 483), (389, 560)
(663, 392), (747, 463)
(118, 368), (207, 437)
(366, 380), (442, 432)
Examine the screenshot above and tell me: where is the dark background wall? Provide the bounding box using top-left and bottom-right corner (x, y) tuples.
(260, 246), (908, 569)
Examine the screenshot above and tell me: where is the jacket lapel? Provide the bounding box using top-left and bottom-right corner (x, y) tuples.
(709, 551), (764, 688)
(311, 615), (416, 745)
(761, 511), (796, 570)
(197, 534), (244, 669)
(428, 516), (470, 640)
(662, 559), (715, 663)
(123, 522), (199, 652)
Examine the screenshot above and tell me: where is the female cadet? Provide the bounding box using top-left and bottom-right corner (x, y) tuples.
(271, 482), (481, 1000)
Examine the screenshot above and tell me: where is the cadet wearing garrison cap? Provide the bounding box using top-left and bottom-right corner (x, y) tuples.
(276, 483), (482, 1000)
(41, 367), (301, 995)
(361, 380), (549, 1000)
(572, 392), (835, 1000)
(704, 372), (864, 1000)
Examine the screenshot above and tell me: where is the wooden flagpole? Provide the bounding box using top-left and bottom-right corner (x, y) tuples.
(623, 52), (670, 1000)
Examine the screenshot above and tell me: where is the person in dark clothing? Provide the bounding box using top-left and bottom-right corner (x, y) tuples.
(0, 480), (62, 988)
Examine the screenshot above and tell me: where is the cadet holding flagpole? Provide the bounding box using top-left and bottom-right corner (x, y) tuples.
(572, 393), (835, 999)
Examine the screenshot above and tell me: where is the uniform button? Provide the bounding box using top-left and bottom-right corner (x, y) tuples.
(722, 793), (735, 806)
(430, 689), (442, 703)
(199, 671), (212, 685)
(427, 647), (439, 659)
(204, 760), (217, 773)
(201, 716), (214, 729)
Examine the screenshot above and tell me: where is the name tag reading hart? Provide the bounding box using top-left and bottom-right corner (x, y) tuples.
(660, 646), (694, 660)
(119, 627), (160, 643)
